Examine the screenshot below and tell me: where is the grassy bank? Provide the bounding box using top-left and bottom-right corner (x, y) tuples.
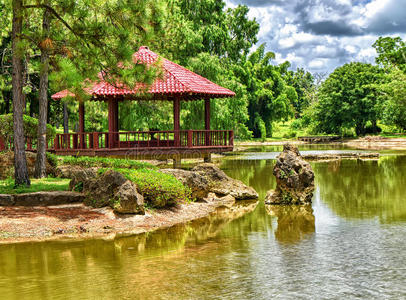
(0, 178), (70, 194)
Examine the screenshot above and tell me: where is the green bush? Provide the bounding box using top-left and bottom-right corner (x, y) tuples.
(282, 130), (297, 139)
(61, 156), (156, 169)
(46, 152), (58, 168)
(0, 114), (56, 145)
(105, 168), (192, 208)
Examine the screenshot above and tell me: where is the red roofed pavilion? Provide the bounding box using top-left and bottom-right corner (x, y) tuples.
(51, 46), (235, 165)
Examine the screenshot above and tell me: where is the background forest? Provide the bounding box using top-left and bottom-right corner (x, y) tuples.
(1, 0), (406, 141)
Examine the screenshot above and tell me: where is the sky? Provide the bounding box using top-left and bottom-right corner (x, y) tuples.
(225, 0), (406, 73)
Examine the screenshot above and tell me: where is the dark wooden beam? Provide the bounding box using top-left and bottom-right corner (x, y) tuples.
(205, 98), (211, 146)
(79, 101), (85, 133)
(174, 97), (180, 147)
(114, 99), (119, 133)
(79, 101), (85, 148)
(108, 98), (114, 133)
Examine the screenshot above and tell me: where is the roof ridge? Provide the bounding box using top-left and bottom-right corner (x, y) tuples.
(142, 48), (192, 93)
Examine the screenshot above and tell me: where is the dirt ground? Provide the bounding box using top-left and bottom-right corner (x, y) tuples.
(0, 198), (247, 244)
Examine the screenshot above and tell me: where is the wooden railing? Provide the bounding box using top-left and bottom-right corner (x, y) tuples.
(0, 136), (53, 152)
(53, 130), (234, 151)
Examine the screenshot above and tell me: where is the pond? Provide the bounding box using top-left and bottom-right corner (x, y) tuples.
(1, 146), (406, 299)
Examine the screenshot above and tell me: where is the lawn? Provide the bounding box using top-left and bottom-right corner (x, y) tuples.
(0, 178), (70, 194)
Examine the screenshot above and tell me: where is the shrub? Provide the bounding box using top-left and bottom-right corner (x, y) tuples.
(46, 152), (58, 168)
(282, 130), (297, 139)
(105, 168), (192, 208)
(61, 156), (156, 170)
(0, 114), (56, 146)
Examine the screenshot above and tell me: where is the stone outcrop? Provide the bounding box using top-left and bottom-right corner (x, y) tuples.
(0, 151), (55, 179)
(160, 168), (209, 200)
(0, 191), (84, 206)
(302, 152), (379, 161)
(56, 165), (98, 179)
(79, 170), (144, 214)
(112, 180), (144, 214)
(192, 163), (259, 200)
(265, 144), (314, 205)
(162, 163), (258, 202)
(67, 168), (98, 191)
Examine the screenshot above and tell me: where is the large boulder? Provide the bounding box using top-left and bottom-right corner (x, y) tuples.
(160, 168), (209, 200)
(113, 180), (144, 214)
(68, 167), (98, 191)
(192, 163), (258, 200)
(79, 170), (144, 214)
(265, 144), (314, 205)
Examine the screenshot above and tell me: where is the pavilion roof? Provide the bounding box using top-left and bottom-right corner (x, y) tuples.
(51, 46), (235, 101)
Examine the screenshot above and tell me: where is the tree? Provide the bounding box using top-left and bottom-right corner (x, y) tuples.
(8, 0), (166, 184)
(373, 37), (406, 72)
(284, 68), (315, 117)
(314, 62), (383, 136)
(34, 4), (51, 178)
(378, 68), (406, 131)
(12, 0), (30, 186)
(243, 44), (295, 138)
(372, 37), (406, 132)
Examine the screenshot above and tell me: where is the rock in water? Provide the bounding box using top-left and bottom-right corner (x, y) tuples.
(265, 144), (314, 205)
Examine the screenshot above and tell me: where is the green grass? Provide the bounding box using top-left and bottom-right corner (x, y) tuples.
(99, 168), (192, 208)
(0, 177), (70, 194)
(60, 156), (156, 169)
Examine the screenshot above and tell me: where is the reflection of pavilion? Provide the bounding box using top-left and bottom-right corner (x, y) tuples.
(266, 205), (315, 243)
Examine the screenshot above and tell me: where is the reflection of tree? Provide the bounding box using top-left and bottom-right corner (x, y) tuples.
(313, 156), (406, 223)
(265, 205), (315, 244)
(0, 200), (261, 298)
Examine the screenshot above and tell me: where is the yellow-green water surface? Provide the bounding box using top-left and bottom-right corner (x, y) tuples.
(1, 148), (406, 299)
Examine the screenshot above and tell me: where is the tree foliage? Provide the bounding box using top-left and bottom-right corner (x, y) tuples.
(314, 62), (383, 136)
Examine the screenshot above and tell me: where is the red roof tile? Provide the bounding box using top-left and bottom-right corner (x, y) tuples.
(52, 46), (235, 100)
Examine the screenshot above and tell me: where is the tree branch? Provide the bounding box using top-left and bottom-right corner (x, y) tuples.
(22, 4), (81, 38)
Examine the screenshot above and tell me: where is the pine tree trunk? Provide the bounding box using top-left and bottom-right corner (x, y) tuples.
(12, 0), (30, 186)
(34, 5), (51, 178)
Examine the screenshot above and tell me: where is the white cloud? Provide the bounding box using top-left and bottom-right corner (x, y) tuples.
(227, 0), (406, 73)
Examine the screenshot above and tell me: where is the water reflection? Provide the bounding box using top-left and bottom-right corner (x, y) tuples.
(266, 205), (315, 244)
(2, 151), (406, 299)
(314, 155), (406, 223)
(0, 201), (259, 299)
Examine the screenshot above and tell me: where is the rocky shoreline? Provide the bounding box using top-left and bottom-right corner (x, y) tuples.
(0, 195), (258, 244)
(0, 163), (259, 244)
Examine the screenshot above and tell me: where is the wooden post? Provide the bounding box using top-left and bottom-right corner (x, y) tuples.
(79, 102), (85, 133)
(0, 136), (5, 151)
(187, 130), (193, 148)
(93, 132), (99, 149)
(79, 101), (85, 149)
(205, 98), (211, 146)
(108, 98), (114, 148)
(229, 130), (234, 146)
(173, 97), (180, 147)
(54, 136), (60, 150)
(113, 99), (119, 143)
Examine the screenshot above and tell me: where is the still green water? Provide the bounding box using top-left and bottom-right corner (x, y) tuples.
(1, 148), (406, 299)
